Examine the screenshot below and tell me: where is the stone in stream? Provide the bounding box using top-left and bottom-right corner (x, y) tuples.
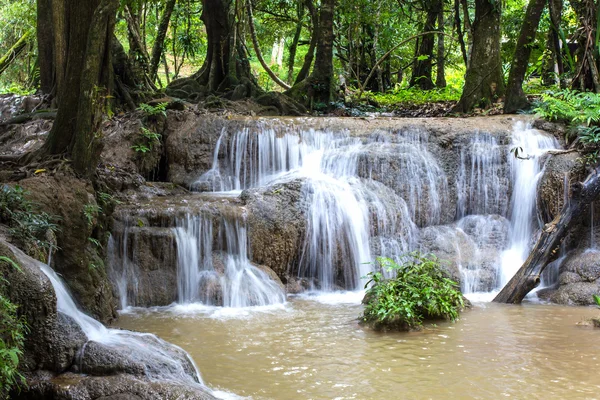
(0, 241), (216, 400)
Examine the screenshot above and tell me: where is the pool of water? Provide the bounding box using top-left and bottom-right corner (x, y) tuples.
(115, 294), (600, 399)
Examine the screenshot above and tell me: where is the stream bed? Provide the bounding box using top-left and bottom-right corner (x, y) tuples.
(115, 295), (600, 399)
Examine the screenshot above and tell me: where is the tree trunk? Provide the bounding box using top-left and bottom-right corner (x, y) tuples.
(569, 0), (600, 92)
(410, 0), (441, 90)
(294, 0), (318, 85)
(542, 0), (564, 87)
(504, 0), (546, 114)
(246, 0), (291, 90)
(149, 0), (177, 81)
(195, 0), (233, 91)
(436, 9), (447, 88)
(287, 1), (305, 84)
(41, 0), (118, 177)
(287, 0), (335, 108)
(494, 166), (600, 303)
(0, 30), (33, 76)
(454, 0), (469, 67)
(453, 0), (505, 112)
(37, 0), (54, 94)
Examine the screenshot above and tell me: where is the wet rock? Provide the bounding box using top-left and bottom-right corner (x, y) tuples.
(549, 249), (600, 305)
(18, 175), (117, 322)
(0, 242), (86, 373)
(419, 215), (510, 292)
(537, 150), (584, 224)
(17, 372), (216, 400)
(244, 179), (308, 282)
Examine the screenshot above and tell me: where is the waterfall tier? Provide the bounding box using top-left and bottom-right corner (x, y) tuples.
(109, 117), (561, 306)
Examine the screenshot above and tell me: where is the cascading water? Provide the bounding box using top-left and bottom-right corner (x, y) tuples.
(174, 212), (286, 307)
(113, 118), (563, 306)
(498, 122), (558, 288)
(39, 259), (205, 385)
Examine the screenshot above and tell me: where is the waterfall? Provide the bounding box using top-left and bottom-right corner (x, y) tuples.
(174, 213), (286, 307)
(498, 122), (558, 287)
(39, 262), (205, 385)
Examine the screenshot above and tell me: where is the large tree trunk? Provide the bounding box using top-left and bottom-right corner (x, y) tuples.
(494, 166), (600, 303)
(436, 9), (447, 88)
(37, 0), (54, 94)
(454, 0), (505, 112)
(288, 0), (335, 108)
(149, 0), (177, 81)
(410, 0), (441, 90)
(504, 0), (546, 114)
(195, 0), (234, 91)
(41, 0), (118, 176)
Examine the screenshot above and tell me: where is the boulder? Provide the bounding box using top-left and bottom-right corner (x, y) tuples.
(548, 249), (600, 305)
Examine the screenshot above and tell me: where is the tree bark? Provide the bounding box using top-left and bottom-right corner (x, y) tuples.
(149, 0), (177, 81)
(294, 0), (318, 85)
(287, 0), (335, 107)
(494, 166), (600, 303)
(542, 0), (564, 87)
(37, 0), (54, 94)
(41, 0), (118, 177)
(287, 1), (306, 84)
(504, 0), (546, 114)
(436, 9), (447, 88)
(0, 30), (33, 76)
(194, 0), (233, 91)
(453, 0), (505, 112)
(410, 0), (441, 90)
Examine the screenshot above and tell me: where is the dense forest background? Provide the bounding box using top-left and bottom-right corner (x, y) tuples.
(0, 0), (598, 114)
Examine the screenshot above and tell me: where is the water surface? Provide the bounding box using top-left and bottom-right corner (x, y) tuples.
(116, 295), (600, 399)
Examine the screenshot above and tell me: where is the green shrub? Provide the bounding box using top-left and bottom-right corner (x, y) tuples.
(361, 252), (464, 331)
(0, 185), (58, 259)
(0, 256), (28, 399)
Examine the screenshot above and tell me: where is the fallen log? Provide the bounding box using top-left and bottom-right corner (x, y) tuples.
(494, 165), (600, 303)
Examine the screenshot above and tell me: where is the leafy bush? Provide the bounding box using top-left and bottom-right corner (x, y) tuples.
(0, 185), (58, 259)
(361, 252), (464, 331)
(533, 89), (600, 127)
(0, 256), (28, 399)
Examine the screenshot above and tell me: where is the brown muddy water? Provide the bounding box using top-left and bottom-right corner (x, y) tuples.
(115, 293), (600, 399)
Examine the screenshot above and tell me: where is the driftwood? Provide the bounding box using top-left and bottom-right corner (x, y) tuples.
(0, 111), (57, 126)
(494, 166), (600, 303)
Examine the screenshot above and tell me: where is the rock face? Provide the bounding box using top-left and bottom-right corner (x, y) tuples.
(18, 175), (117, 323)
(243, 179), (308, 284)
(0, 241), (215, 400)
(540, 249), (600, 305)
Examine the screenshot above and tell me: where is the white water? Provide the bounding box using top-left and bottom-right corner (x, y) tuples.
(39, 261), (205, 385)
(115, 119), (562, 307)
(174, 213), (286, 307)
(498, 122), (558, 288)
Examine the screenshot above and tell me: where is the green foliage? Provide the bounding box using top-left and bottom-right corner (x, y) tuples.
(533, 90), (600, 126)
(365, 86), (461, 107)
(0, 185), (58, 258)
(0, 256), (28, 398)
(132, 127), (161, 154)
(594, 294), (600, 308)
(137, 103), (168, 117)
(82, 203), (101, 228)
(361, 252), (464, 331)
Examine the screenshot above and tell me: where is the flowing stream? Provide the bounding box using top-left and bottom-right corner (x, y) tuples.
(116, 296), (600, 399)
(107, 118), (596, 398)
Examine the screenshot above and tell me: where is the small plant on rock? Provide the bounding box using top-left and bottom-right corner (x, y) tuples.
(361, 252), (465, 331)
(0, 256), (28, 399)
